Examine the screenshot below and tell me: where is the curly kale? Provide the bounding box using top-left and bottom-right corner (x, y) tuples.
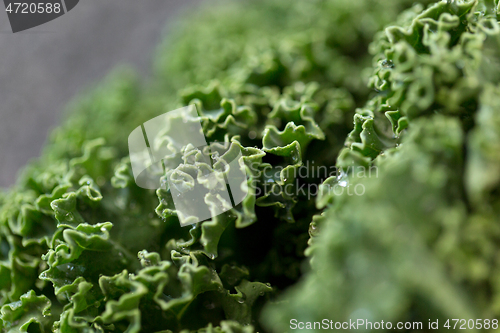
(264, 0), (500, 331)
(3, 0), (500, 332)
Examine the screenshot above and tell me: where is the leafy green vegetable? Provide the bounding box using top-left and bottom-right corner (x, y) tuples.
(4, 0), (500, 332)
(264, 0), (500, 331)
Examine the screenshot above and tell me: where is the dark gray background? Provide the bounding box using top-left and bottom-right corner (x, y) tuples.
(0, 0), (201, 188)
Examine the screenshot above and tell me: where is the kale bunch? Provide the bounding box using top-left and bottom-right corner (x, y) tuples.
(2, 0), (499, 332)
(264, 0), (500, 331)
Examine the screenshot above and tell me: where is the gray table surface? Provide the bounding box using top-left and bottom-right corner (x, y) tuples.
(0, 0), (201, 188)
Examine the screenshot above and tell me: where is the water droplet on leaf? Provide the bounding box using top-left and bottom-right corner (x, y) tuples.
(381, 59), (394, 68)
